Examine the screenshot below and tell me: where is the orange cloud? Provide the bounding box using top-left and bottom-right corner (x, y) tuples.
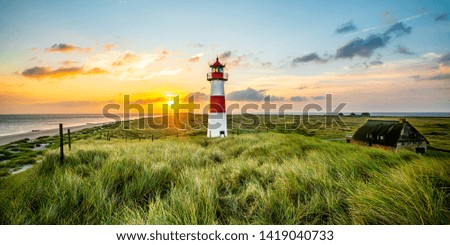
(85, 67), (108, 75)
(438, 64), (450, 73)
(156, 49), (171, 61)
(112, 52), (141, 66)
(103, 43), (115, 51)
(62, 60), (76, 66)
(134, 97), (167, 104)
(45, 43), (92, 53)
(84, 50), (182, 80)
(21, 66), (108, 79)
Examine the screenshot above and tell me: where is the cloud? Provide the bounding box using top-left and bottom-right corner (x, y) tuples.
(429, 73), (450, 81)
(396, 45), (415, 55)
(156, 50), (171, 61)
(384, 22), (412, 37)
(410, 75), (421, 81)
(85, 67), (107, 74)
(188, 57), (200, 63)
(21, 66), (107, 79)
(292, 53), (328, 65)
(336, 20), (357, 34)
(438, 53), (450, 66)
(422, 52), (441, 59)
(369, 60), (383, 66)
(111, 52), (141, 66)
(188, 53), (204, 62)
(85, 50), (179, 80)
(435, 13), (448, 21)
(311, 95), (325, 100)
(184, 92), (209, 102)
(134, 97), (166, 104)
(336, 35), (389, 59)
(103, 44), (115, 51)
(290, 96), (308, 101)
(335, 22), (412, 59)
(216, 50), (249, 67)
(228, 55), (246, 67)
(227, 87), (266, 101)
(267, 95), (285, 101)
(189, 43), (205, 48)
(261, 62), (272, 67)
(23, 46), (181, 81)
(45, 43), (91, 53)
(32, 100), (101, 107)
(297, 85), (308, 90)
(62, 60), (76, 66)
(348, 59), (384, 70)
(219, 51), (232, 59)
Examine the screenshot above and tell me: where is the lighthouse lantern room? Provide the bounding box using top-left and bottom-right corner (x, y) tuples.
(207, 57), (228, 138)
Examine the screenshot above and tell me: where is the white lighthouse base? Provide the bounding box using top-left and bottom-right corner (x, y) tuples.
(207, 112), (228, 138)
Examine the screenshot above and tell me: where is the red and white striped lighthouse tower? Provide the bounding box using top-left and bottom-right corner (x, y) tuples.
(207, 57), (228, 138)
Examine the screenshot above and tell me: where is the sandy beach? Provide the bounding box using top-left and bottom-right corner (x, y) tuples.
(0, 122), (107, 146)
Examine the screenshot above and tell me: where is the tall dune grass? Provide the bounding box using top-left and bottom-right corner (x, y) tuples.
(0, 133), (448, 224)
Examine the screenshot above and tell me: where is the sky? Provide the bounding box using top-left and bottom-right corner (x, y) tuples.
(0, 0), (449, 114)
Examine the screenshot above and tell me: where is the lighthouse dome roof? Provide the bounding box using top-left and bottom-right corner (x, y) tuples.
(210, 57), (225, 67)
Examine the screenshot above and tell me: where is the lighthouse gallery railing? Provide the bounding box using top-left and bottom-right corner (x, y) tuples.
(207, 72), (228, 80)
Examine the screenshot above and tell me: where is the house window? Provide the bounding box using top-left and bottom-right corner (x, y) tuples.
(416, 147), (425, 153)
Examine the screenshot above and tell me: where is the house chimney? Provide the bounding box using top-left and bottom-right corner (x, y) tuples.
(399, 118), (407, 123)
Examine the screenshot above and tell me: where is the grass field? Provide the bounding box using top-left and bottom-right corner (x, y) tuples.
(0, 115), (449, 224)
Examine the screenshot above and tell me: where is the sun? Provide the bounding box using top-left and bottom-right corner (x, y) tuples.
(167, 99), (174, 106)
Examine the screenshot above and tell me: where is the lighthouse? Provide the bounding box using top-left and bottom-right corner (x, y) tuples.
(207, 57), (228, 138)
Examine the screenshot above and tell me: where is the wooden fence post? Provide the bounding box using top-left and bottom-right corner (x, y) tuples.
(68, 129), (71, 150)
(59, 123), (64, 164)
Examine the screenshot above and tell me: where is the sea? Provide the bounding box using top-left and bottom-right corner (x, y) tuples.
(360, 112), (450, 117)
(0, 112), (448, 137)
(0, 114), (139, 137)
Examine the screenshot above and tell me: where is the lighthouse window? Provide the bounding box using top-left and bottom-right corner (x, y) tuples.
(219, 67), (223, 73)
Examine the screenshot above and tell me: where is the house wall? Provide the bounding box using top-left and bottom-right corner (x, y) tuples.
(396, 141), (427, 152)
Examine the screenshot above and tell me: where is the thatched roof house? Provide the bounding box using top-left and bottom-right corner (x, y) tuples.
(353, 119), (428, 153)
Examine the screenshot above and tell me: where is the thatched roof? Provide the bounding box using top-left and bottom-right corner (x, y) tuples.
(353, 120), (428, 147)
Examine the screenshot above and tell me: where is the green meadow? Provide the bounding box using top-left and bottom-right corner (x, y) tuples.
(0, 115), (449, 224)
